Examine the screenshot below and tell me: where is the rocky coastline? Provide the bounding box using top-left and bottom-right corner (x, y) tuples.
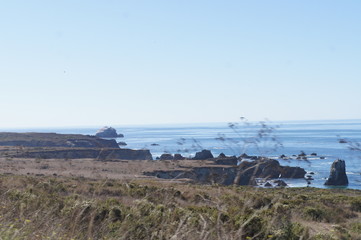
(0, 132), (349, 187)
(0, 132), (151, 160)
(145, 150), (306, 186)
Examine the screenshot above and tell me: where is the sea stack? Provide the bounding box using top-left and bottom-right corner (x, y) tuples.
(324, 159), (348, 186)
(95, 126), (124, 138)
(193, 150), (214, 160)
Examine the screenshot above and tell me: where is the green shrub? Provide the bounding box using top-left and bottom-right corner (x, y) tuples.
(303, 207), (326, 222)
(243, 215), (264, 238)
(273, 222), (309, 240)
(351, 222), (361, 234)
(350, 198), (361, 212)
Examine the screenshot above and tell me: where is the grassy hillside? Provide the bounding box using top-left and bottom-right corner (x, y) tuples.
(0, 175), (360, 239)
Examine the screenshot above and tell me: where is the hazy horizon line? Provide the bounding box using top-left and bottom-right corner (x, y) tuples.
(1, 117), (361, 130)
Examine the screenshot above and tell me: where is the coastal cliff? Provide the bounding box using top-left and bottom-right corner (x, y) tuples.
(0, 132), (119, 148)
(0, 132), (152, 160)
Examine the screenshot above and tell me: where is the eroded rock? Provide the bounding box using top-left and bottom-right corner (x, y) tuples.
(193, 150), (214, 160)
(174, 154), (185, 160)
(159, 154), (174, 160)
(324, 159), (348, 186)
(145, 158), (305, 186)
(96, 127), (124, 138)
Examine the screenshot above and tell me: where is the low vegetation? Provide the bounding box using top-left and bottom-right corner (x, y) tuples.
(0, 175), (360, 239)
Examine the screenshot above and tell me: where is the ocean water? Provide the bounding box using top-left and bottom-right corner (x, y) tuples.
(2, 119), (361, 190)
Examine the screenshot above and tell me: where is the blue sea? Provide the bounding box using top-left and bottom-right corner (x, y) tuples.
(2, 119), (361, 190)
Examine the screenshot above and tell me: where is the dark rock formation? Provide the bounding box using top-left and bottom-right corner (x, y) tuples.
(191, 167), (237, 185)
(174, 154), (185, 160)
(240, 153), (249, 158)
(310, 153), (317, 156)
(274, 179), (288, 187)
(0, 132), (119, 148)
(144, 166), (237, 185)
(264, 182), (272, 187)
(97, 148), (153, 161)
(151, 143), (159, 146)
(214, 156), (238, 166)
(305, 175), (314, 181)
(324, 159), (348, 186)
(193, 150), (214, 160)
(218, 153), (226, 158)
(234, 158), (306, 185)
(240, 153), (261, 160)
(159, 153), (174, 160)
(118, 141), (127, 146)
(95, 127), (124, 138)
(298, 151), (306, 157)
(145, 158), (305, 186)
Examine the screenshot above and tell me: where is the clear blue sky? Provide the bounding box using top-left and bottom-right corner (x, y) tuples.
(1, 1), (360, 128)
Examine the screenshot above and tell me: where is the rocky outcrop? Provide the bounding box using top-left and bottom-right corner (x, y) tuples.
(95, 127), (124, 138)
(159, 153), (174, 160)
(264, 182), (272, 187)
(234, 159), (306, 185)
(240, 153), (249, 158)
(239, 153), (260, 160)
(97, 148), (153, 161)
(274, 179), (288, 187)
(145, 158), (305, 186)
(144, 166), (237, 185)
(193, 150), (214, 160)
(118, 141), (127, 146)
(0, 132), (119, 148)
(174, 154), (185, 160)
(324, 159), (348, 186)
(298, 151), (307, 157)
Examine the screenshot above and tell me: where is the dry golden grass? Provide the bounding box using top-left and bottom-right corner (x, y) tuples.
(0, 157), (227, 182)
(0, 174), (360, 240)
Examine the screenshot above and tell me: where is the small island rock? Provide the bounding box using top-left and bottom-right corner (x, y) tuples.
(118, 141), (127, 146)
(298, 151), (307, 157)
(159, 154), (174, 160)
(174, 154), (185, 160)
(324, 159), (348, 186)
(96, 127), (124, 138)
(274, 179), (288, 187)
(193, 150), (214, 160)
(264, 182), (272, 187)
